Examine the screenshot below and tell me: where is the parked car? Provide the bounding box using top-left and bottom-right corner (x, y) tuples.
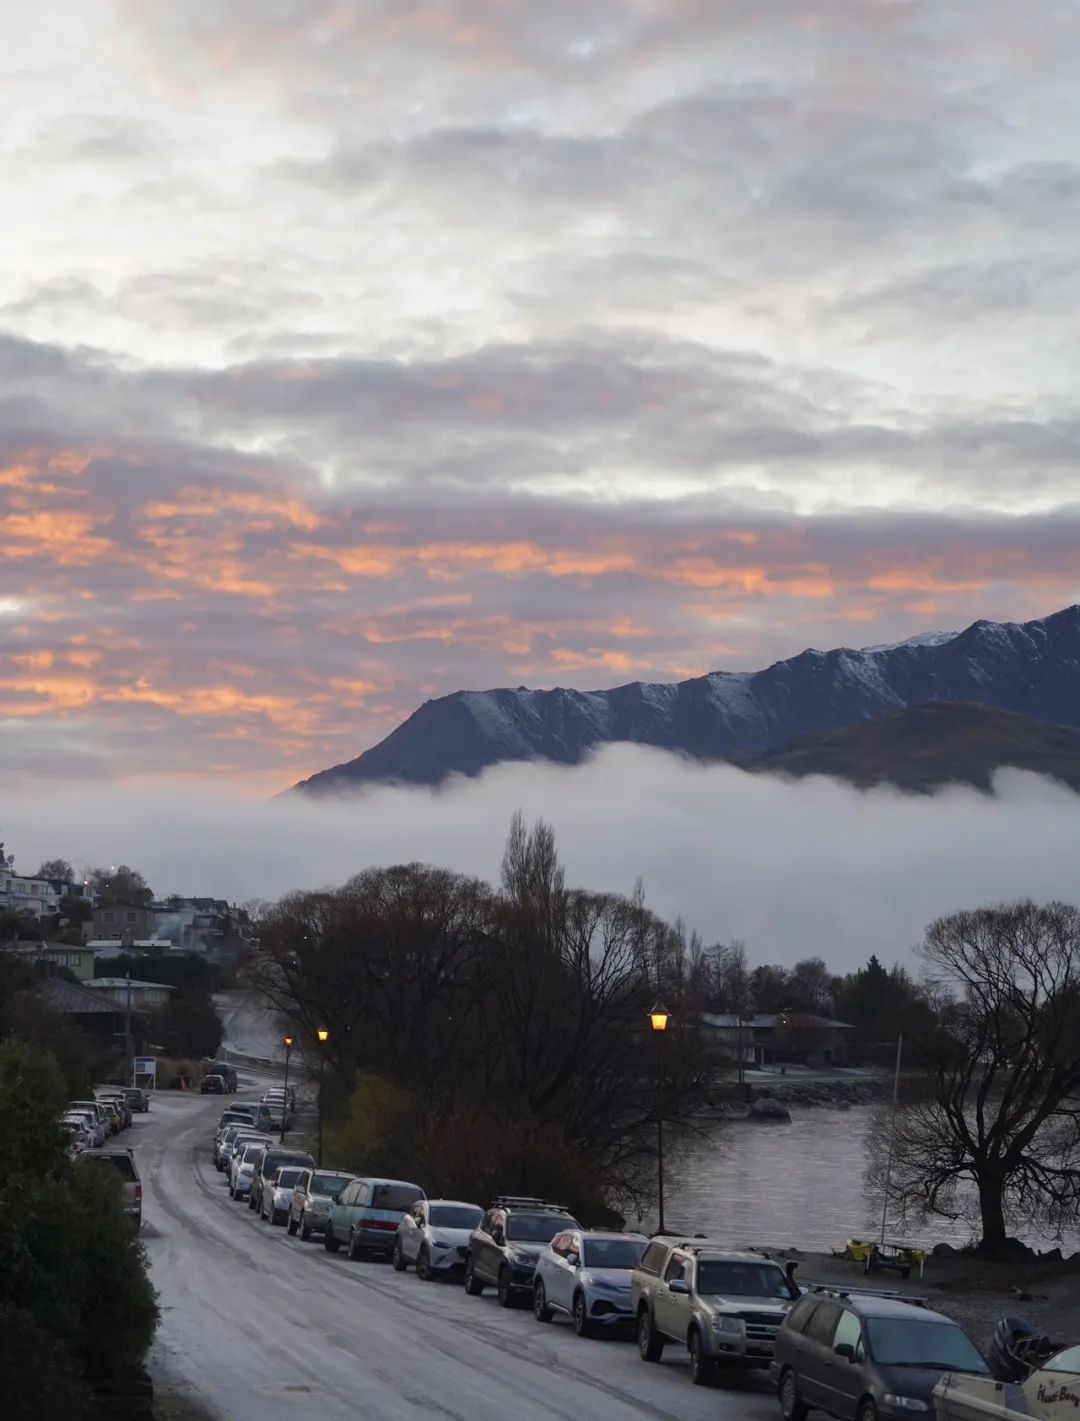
(287, 1169), (358, 1241)
(204, 1060), (238, 1091)
(533, 1230), (648, 1336)
(464, 1196), (580, 1308)
(217, 1104), (265, 1133)
(214, 1123), (247, 1170)
(771, 1286), (988, 1421)
(229, 1141), (267, 1200)
(65, 1107), (106, 1148)
(249, 1147), (315, 1216)
(632, 1238), (799, 1384)
(77, 1147), (142, 1228)
(324, 1177), (425, 1260)
(220, 1130), (272, 1176)
(393, 1199), (484, 1279)
(70, 1100), (111, 1144)
(123, 1086), (150, 1114)
(62, 1118), (93, 1153)
(260, 1165), (307, 1225)
(201, 1074), (226, 1095)
(94, 1097), (123, 1134)
(97, 1090), (133, 1129)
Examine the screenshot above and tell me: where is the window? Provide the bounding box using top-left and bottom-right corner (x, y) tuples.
(1044, 1347), (1080, 1375)
(805, 1301), (842, 1346)
(865, 1319), (988, 1372)
(833, 1311), (862, 1355)
(582, 1238), (646, 1270)
(784, 1297), (819, 1335)
(663, 1253), (687, 1283)
(550, 1233), (572, 1257)
(103, 911), (115, 923)
(695, 1260), (794, 1298)
(506, 1213), (574, 1244)
(125, 911), (137, 923)
(640, 1240), (668, 1274)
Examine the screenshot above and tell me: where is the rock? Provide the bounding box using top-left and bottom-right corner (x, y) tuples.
(748, 1100), (792, 1122)
(932, 1242), (956, 1257)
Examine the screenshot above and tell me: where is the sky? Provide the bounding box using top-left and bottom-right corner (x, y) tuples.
(3, 0), (1080, 790)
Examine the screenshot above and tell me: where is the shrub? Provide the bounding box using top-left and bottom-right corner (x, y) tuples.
(0, 1303), (90, 1421)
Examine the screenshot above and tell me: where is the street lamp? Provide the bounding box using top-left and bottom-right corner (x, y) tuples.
(649, 1001), (669, 1234)
(280, 1036), (294, 1145)
(316, 1027), (329, 1167)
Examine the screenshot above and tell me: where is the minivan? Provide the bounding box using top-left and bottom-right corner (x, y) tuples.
(249, 1147), (314, 1216)
(325, 1177), (425, 1260)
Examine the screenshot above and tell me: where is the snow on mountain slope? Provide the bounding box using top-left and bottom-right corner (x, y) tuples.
(292, 604), (1080, 793)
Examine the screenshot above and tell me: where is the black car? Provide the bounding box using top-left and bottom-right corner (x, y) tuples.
(771, 1286), (989, 1421)
(200, 1074), (225, 1094)
(464, 1196), (579, 1308)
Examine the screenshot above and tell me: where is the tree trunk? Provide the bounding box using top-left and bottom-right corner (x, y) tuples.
(977, 1170), (1008, 1252)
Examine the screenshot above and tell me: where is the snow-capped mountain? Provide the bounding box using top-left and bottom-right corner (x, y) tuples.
(292, 604), (1080, 794)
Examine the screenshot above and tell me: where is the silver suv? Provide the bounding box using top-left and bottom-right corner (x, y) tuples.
(631, 1237), (799, 1385)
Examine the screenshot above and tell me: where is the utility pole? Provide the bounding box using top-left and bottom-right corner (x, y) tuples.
(879, 1033), (904, 1246)
(125, 971), (134, 1086)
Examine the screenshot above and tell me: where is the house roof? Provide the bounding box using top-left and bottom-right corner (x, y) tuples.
(703, 1012), (854, 1031)
(85, 978), (175, 992)
(41, 977), (123, 1016)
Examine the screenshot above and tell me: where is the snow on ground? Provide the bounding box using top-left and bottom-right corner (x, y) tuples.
(138, 1088), (778, 1421)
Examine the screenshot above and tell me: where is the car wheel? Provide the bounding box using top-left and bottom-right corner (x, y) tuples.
(637, 1309), (664, 1363)
(272, 1209), (285, 1226)
(572, 1292), (593, 1339)
(228, 1184), (235, 1199)
(464, 1257), (485, 1296)
(497, 1266), (515, 1308)
(347, 1230), (362, 1262)
(300, 1217), (312, 1242)
(324, 1226), (341, 1254)
(689, 1329), (714, 1385)
(287, 1215), (298, 1236)
(533, 1279), (553, 1323)
(247, 1193), (256, 1211)
(392, 1239), (407, 1272)
(416, 1246), (432, 1282)
(780, 1368), (810, 1421)
(858, 1401), (879, 1421)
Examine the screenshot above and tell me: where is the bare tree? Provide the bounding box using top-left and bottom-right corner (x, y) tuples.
(868, 900), (1080, 1252)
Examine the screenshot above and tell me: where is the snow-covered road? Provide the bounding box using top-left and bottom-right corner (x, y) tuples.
(139, 1087), (778, 1421)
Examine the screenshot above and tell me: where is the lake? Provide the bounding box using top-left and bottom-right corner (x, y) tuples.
(657, 1105), (1079, 1254)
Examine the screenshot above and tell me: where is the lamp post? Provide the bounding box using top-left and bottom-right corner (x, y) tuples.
(649, 1001), (670, 1234)
(280, 1036), (294, 1145)
(316, 1028), (329, 1167)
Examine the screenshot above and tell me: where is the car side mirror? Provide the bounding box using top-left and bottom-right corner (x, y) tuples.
(492, 1227), (505, 1245)
(835, 1343), (855, 1361)
(331, 1192), (341, 1203)
(668, 1279), (690, 1296)
(566, 1252), (580, 1267)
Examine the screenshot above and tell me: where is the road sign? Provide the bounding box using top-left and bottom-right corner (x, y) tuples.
(133, 1055), (157, 1089)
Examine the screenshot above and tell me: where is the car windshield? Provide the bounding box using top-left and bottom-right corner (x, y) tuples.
(1042, 1347), (1080, 1375)
(275, 1169), (303, 1187)
(429, 1205), (483, 1229)
(242, 1146), (265, 1163)
(695, 1261), (793, 1298)
(507, 1214), (574, 1243)
(866, 1319), (988, 1371)
(583, 1238), (647, 1270)
(370, 1183), (423, 1211)
(310, 1173), (354, 1196)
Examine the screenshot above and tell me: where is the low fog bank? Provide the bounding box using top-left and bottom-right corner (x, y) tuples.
(8, 745), (1080, 969)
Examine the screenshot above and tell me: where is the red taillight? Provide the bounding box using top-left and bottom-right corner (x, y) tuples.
(368, 1219), (397, 1231)
(135, 1184), (142, 1202)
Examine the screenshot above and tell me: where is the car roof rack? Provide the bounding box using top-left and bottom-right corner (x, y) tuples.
(803, 1282), (929, 1308)
(490, 1194), (572, 1213)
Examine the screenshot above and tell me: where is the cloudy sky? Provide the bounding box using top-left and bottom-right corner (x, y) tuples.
(4, 0), (1080, 790)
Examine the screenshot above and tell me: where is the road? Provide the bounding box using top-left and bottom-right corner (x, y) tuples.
(138, 1083), (779, 1421)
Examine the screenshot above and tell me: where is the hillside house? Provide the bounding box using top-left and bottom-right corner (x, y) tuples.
(703, 1012), (855, 1068)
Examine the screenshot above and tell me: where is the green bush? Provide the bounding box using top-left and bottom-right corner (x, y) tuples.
(0, 1303), (90, 1421)
(0, 1041), (159, 1400)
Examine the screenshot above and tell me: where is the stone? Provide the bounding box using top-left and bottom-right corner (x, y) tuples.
(932, 1242), (956, 1257)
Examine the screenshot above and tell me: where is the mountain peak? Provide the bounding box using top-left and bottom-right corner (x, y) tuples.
(291, 604), (1080, 794)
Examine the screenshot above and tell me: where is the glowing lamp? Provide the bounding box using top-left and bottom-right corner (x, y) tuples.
(316, 1027), (329, 1043)
(649, 1002), (670, 1033)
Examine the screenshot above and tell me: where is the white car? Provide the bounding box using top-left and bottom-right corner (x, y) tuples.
(65, 1107), (106, 1148)
(533, 1230), (648, 1336)
(61, 1116), (94, 1153)
(229, 1141), (265, 1200)
(261, 1164), (305, 1225)
(393, 1199), (484, 1280)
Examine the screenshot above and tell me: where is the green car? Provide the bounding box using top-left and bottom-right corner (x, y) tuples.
(324, 1177), (425, 1259)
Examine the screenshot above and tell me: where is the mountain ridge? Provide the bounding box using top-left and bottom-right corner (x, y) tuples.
(292, 603), (1080, 794)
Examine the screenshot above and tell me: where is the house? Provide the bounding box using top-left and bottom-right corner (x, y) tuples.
(703, 1012), (855, 1068)
(0, 872), (92, 920)
(40, 976), (129, 1044)
(4, 940), (98, 982)
(90, 902), (156, 946)
(83, 978), (176, 1010)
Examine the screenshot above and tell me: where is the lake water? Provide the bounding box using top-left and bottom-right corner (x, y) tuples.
(657, 1106), (1079, 1254)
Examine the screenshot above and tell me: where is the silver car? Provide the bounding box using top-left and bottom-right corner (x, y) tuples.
(533, 1231), (649, 1336)
(393, 1199), (484, 1280)
(220, 1129), (271, 1175)
(287, 1168), (357, 1241)
(260, 1164), (305, 1225)
(66, 1105), (107, 1147)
